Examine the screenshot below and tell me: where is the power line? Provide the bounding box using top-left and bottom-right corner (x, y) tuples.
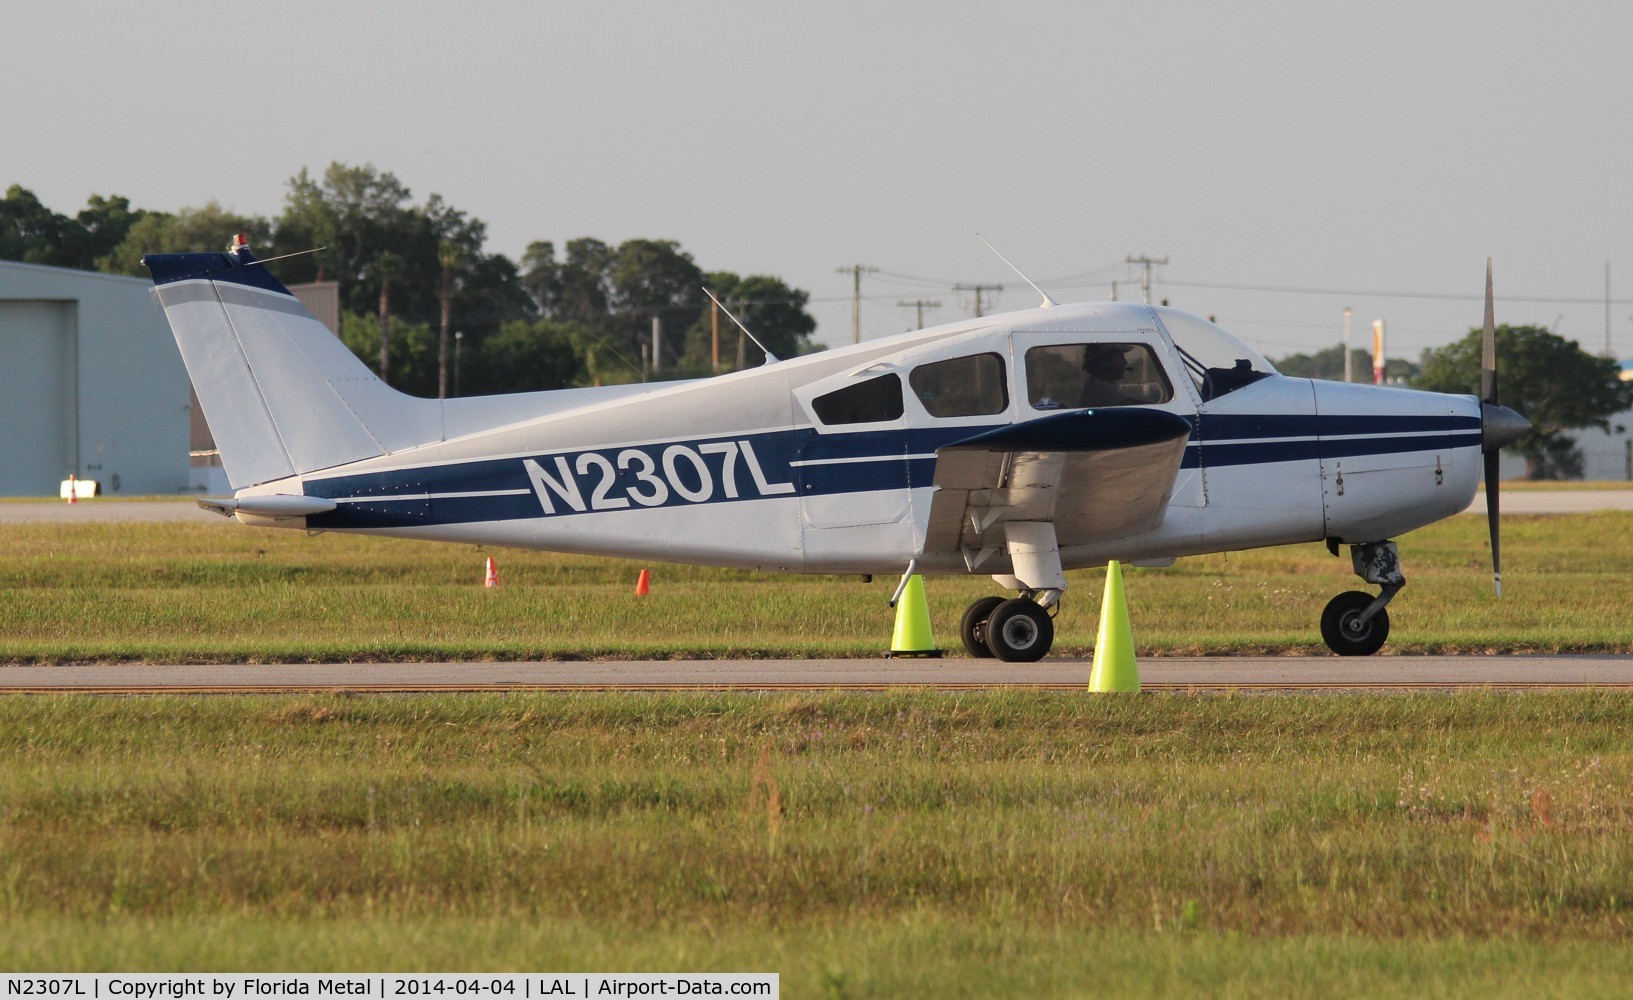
(953, 282), (1004, 318)
(836, 263), (878, 343)
(896, 298), (942, 330)
(1166, 277), (1633, 306)
(1126, 254), (1169, 304)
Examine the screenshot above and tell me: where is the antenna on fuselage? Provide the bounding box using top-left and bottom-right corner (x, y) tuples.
(702, 287), (780, 365)
(976, 233), (1057, 309)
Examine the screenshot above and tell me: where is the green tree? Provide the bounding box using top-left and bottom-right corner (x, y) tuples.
(683, 272), (816, 372)
(1274, 344), (1372, 381)
(273, 163), (432, 321)
(0, 185), (73, 266)
(428, 195), (485, 399)
(337, 310), (438, 398)
(465, 319), (588, 394)
(1274, 344), (1419, 384)
(101, 202), (272, 275)
(75, 195), (148, 270)
(1, 186), (151, 270)
(607, 239), (703, 371)
(1414, 324), (1633, 479)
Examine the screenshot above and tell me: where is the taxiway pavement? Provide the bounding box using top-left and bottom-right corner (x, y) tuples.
(2, 655), (1631, 693)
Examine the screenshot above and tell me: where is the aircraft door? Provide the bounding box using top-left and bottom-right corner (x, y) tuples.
(792, 367), (913, 531)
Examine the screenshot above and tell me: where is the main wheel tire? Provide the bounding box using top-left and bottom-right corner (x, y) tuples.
(960, 596), (1006, 658)
(985, 599), (1054, 662)
(1321, 590), (1390, 656)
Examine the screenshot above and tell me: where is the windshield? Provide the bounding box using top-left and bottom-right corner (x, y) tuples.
(1154, 307), (1277, 400)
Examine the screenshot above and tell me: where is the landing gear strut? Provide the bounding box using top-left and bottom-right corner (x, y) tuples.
(1321, 540), (1404, 656)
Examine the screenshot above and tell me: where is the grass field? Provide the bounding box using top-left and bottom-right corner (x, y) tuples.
(3, 511), (1633, 661)
(6, 515), (1633, 991)
(3, 692), (1633, 995)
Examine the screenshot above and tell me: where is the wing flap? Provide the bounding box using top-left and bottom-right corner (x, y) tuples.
(925, 408), (1192, 556)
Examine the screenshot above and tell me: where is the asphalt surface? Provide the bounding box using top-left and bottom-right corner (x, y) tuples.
(3, 655), (1631, 692)
(0, 500), (225, 523)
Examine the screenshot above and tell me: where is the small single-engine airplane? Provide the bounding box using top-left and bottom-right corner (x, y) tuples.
(143, 238), (1529, 661)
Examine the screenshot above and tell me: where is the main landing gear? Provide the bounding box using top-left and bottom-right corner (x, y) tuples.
(1321, 539), (1404, 656)
(952, 520), (1067, 662)
(961, 592), (1057, 662)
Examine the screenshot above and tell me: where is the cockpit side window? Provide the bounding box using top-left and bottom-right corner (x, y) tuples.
(1154, 307), (1276, 402)
(908, 353), (1008, 418)
(1025, 343), (1173, 411)
(811, 373), (904, 425)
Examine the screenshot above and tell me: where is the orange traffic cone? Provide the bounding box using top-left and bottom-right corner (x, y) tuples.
(483, 556), (499, 588)
(67, 474), (78, 505)
(635, 569), (651, 596)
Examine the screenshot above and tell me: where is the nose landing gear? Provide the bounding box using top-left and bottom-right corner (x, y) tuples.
(1321, 539), (1404, 656)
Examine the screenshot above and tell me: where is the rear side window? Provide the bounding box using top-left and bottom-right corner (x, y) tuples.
(909, 353), (1008, 418)
(811, 373), (904, 425)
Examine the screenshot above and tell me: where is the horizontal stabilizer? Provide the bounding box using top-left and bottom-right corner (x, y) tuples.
(198, 494), (338, 519)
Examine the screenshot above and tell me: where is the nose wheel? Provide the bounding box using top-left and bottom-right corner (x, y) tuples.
(1320, 590), (1391, 656)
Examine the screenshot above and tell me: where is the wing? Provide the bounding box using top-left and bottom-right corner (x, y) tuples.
(923, 407), (1193, 565)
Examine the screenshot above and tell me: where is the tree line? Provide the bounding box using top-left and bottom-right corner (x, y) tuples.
(8, 175), (1627, 480)
(1, 164), (817, 396)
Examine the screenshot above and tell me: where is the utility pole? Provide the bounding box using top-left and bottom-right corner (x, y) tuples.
(897, 299), (942, 330)
(651, 314), (662, 376)
(1607, 262), (1613, 358)
(954, 282), (1003, 318)
(1343, 306), (1353, 383)
(736, 301), (747, 369)
(454, 330), (463, 397)
(711, 298), (720, 371)
(1125, 254), (1169, 304)
(836, 264), (877, 343)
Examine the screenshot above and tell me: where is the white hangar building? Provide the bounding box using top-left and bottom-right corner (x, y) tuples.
(0, 260), (191, 497)
(0, 261), (342, 497)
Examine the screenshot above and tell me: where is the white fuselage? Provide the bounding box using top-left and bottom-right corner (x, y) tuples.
(233, 302), (1483, 577)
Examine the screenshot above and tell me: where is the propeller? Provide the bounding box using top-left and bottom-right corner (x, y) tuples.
(1478, 258), (1533, 597)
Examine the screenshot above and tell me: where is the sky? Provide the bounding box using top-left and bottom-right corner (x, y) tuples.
(6, 2), (1633, 363)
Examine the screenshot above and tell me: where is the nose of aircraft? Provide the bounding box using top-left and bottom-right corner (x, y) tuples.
(1481, 402), (1531, 452)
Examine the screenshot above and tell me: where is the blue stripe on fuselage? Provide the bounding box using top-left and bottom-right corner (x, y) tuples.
(299, 412), (1481, 530)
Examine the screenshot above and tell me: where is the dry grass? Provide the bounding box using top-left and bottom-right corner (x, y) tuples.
(3, 512), (1633, 661)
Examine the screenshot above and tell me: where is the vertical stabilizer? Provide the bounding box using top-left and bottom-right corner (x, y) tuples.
(144, 244), (442, 489)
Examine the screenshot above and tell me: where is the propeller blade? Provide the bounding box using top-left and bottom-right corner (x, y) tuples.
(1484, 448), (1502, 597)
(1479, 258), (1514, 598)
(1481, 257), (1497, 404)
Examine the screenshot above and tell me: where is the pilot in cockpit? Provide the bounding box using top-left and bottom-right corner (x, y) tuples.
(1078, 345), (1140, 408)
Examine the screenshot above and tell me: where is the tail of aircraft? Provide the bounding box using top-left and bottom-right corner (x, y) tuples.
(144, 239), (444, 490)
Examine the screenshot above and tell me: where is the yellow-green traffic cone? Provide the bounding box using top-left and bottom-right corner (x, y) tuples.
(1089, 561), (1140, 692)
(887, 574), (941, 658)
